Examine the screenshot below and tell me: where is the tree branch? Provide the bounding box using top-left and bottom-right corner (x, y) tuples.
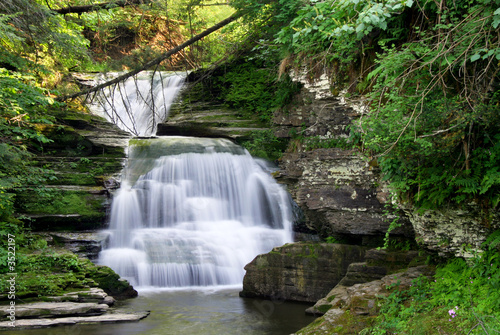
(56, 11), (243, 101)
(54, 0), (148, 15)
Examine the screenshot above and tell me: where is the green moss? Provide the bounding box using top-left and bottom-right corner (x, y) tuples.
(327, 294), (336, 302)
(48, 173), (98, 186)
(16, 190), (104, 216)
(298, 244), (320, 259)
(85, 264), (136, 298)
(317, 304), (332, 313)
(0, 248), (135, 300)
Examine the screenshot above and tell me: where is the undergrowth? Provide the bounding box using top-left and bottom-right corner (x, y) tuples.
(370, 232), (500, 334)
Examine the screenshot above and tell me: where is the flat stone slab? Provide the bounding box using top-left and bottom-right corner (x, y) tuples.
(0, 311), (150, 329)
(1, 302), (109, 319)
(45, 288), (115, 305)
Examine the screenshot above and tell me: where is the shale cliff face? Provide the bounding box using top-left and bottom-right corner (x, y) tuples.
(278, 148), (392, 242)
(271, 72), (500, 256)
(273, 77), (413, 244)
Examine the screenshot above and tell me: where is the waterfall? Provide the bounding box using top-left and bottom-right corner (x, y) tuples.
(96, 73), (294, 289)
(91, 71), (185, 137)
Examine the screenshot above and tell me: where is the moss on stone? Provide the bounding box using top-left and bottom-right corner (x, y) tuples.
(84, 264), (137, 299)
(317, 304), (333, 314)
(16, 190), (104, 217)
(0, 249), (136, 301)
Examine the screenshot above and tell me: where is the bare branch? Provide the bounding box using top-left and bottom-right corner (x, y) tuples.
(418, 123), (464, 138)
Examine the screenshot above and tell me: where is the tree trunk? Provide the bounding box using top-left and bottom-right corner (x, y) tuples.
(56, 12), (243, 102)
(54, 0), (148, 15)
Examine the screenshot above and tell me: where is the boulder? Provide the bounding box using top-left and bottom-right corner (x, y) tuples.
(295, 266), (434, 335)
(240, 243), (366, 302)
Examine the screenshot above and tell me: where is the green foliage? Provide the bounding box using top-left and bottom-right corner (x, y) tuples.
(1, 0), (90, 71)
(325, 236), (339, 244)
(373, 237), (500, 333)
(231, 0), (500, 211)
(358, 1), (500, 210)
(0, 70), (57, 224)
(212, 59), (302, 123)
(239, 129), (288, 161)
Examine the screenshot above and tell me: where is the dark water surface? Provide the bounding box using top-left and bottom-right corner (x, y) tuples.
(6, 288), (316, 335)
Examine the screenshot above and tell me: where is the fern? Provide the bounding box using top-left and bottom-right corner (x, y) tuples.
(484, 230), (500, 250)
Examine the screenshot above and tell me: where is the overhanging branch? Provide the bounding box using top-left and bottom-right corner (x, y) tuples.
(54, 0), (148, 15)
(56, 11), (243, 102)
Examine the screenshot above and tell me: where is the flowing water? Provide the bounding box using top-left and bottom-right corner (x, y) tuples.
(90, 71), (185, 136)
(99, 136), (294, 288)
(72, 72), (314, 333)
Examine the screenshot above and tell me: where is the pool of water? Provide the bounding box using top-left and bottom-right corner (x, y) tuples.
(7, 287), (317, 335)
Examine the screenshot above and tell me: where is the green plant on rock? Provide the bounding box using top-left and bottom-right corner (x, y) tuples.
(240, 129), (288, 161)
(214, 61), (301, 124)
(0, 70), (57, 235)
(360, 0), (500, 210)
(372, 234), (500, 333)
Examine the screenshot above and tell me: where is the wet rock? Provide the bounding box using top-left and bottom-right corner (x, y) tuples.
(296, 266), (434, 334)
(240, 242), (366, 303)
(86, 265), (138, 300)
(0, 311), (150, 330)
(1, 302), (109, 319)
(45, 288), (115, 306)
(48, 232), (109, 260)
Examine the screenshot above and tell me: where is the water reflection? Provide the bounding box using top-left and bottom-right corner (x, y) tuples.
(5, 289), (316, 335)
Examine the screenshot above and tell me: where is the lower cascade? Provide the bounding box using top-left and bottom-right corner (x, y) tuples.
(99, 136), (294, 288)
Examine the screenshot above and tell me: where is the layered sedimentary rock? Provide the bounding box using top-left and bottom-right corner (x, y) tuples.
(0, 288), (148, 330)
(406, 205), (500, 257)
(278, 148), (404, 242)
(239, 243), (366, 303)
(274, 85), (413, 242)
(293, 265), (435, 335)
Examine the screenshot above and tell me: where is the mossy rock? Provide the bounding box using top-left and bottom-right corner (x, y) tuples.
(85, 265), (137, 299)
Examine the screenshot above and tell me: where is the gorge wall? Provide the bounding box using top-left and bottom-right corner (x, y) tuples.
(272, 75), (414, 245)
(272, 72), (499, 256)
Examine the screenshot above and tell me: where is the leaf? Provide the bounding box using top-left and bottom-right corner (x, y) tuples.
(356, 23), (365, 34)
(470, 53), (481, 62)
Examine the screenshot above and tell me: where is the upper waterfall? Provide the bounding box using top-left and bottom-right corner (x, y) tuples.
(90, 71), (185, 136)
